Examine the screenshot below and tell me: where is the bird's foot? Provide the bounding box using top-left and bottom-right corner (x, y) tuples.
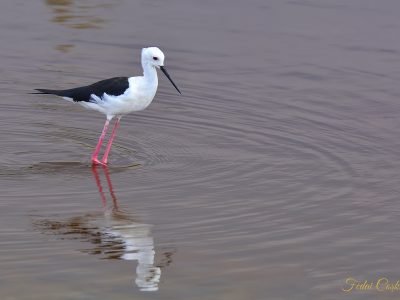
(92, 158), (107, 166)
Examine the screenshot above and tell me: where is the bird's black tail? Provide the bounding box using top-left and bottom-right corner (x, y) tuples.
(30, 89), (61, 95)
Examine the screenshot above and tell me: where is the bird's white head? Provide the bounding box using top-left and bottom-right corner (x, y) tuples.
(141, 46), (182, 94)
(141, 47), (165, 68)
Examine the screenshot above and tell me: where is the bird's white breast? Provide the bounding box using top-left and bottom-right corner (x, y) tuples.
(125, 77), (157, 111)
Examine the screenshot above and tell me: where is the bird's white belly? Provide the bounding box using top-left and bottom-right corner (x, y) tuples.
(102, 90), (155, 116)
(128, 94), (155, 111)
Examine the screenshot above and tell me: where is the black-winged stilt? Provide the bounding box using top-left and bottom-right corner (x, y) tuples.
(33, 47), (181, 165)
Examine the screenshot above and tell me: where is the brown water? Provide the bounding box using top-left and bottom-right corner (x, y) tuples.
(2, 0), (400, 299)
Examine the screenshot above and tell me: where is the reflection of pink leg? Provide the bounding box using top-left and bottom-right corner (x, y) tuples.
(91, 165), (107, 208)
(102, 118), (120, 165)
(103, 165), (118, 210)
(91, 119), (110, 165)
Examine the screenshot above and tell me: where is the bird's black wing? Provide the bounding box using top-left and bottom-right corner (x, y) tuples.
(33, 77), (130, 102)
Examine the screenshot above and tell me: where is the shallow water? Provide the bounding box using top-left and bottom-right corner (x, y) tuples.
(2, 0), (400, 299)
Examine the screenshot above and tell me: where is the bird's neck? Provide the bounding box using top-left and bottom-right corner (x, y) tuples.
(142, 62), (158, 85)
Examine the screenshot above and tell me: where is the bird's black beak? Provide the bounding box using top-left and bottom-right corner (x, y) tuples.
(160, 66), (182, 94)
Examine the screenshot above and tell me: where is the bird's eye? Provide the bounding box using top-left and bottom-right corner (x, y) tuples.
(153, 57), (158, 61)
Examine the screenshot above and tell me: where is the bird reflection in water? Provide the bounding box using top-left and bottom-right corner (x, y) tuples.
(35, 165), (172, 292)
(92, 165), (162, 291)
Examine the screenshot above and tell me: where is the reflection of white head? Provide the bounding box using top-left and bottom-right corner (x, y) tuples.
(106, 223), (161, 291)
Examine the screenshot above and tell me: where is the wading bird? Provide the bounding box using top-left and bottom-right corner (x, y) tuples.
(33, 47), (181, 165)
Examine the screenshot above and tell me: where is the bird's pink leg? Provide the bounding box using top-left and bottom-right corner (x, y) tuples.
(91, 119), (110, 165)
(101, 118), (120, 164)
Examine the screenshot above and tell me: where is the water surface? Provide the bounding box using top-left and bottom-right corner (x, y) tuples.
(2, 0), (400, 299)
